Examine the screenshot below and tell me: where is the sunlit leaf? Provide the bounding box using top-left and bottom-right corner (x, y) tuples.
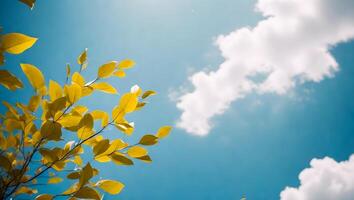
(74, 155), (82, 166)
(118, 59), (135, 69)
(20, 63), (45, 91)
(77, 48), (87, 66)
(127, 146), (148, 158)
(48, 177), (63, 184)
(72, 72), (85, 87)
(113, 70), (125, 78)
(91, 110), (109, 127)
(156, 126), (172, 139)
(64, 83), (82, 104)
(96, 180), (124, 195)
(91, 82), (117, 94)
(1, 33), (37, 54)
(98, 61), (117, 78)
(48, 80), (63, 101)
(118, 93), (138, 113)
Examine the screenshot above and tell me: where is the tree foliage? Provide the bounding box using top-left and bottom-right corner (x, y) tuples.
(0, 2), (172, 199)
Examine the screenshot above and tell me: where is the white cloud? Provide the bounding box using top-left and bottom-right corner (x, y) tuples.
(176, 0), (354, 135)
(280, 155), (354, 200)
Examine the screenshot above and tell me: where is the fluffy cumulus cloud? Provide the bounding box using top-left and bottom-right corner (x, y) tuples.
(176, 0), (354, 135)
(280, 155), (354, 200)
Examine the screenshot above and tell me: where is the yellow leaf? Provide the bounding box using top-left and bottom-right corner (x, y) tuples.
(94, 139), (124, 162)
(20, 63), (45, 90)
(142, 90), (156, 99)
(136, 155), (152, 163)
(39, 148), (58, 164)
(0, 70), (23, 90)
(64, 83), (82, 104)
(112, 139), (128, 150)
(49, 80), (63, 101)
(98, 61), (117, 78)
(2, 33), (37, 54)
(40, 121), (62, 141)
(115, 122), (134, 135)
(71, 72), (85, 87)
(74, 187), (100, 200)
(118, 93), (138, 113)
(79, 163), (93, 187)
(96, 180), (124, 195)
(139, 134), (158, 145)
(91, 110), (109, 127)
(111, 153), (133, 165)
(78, 113), (94, 129)
(82, 86), (94, 97)
(77, 113), (94, 140)
(58, 114), (81, 128)
(35, 194), (53, 200)
(77, 48), (87, 66)
(156, 126), (172, 139)
(49, 97), (67, 118)
(118, 59), (135, 69)
(48, 177), (63, 184)
(93, 139), (109, 157)
(67, 172), (80, 179)
(4, 119), (23, 132)
(72, 105), (88, 115)
(127, 146), (148, 158)
(74, 155), (82, 166)
(113, 70), (125, 78)
(28, 95), (41, 112)
(91, 82), (117, 94)
(19, 0), (36, 9)
(15, 186), (37, 195)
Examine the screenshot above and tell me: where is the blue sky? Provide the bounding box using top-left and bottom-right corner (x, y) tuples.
(1, 0), (354, 199)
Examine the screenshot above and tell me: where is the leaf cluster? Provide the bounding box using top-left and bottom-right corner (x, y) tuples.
(0, 33), (171, 199)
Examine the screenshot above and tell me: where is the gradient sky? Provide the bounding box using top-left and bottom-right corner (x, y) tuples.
(1, 0), (354, 199)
